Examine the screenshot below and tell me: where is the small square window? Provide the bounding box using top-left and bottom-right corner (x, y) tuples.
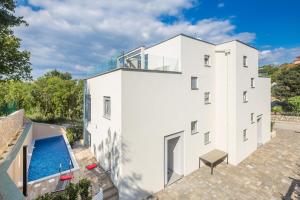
(204, 92), (210, 104)
(103, 96), (111, 119)
(204, 55), (210, 66)
(204, 132), (210, 145)
(191, 121), (198, 134)
(251, 78), (255, 88)
(191, 77), (198, 90)
(243, 91), (248, 103)
(243, 129), (248, 141)
(251, 113), (255, 124)
(243, 56), (248, 67)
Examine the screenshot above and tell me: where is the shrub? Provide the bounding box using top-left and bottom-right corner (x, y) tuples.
(78, 178), (92, 200)
(66, 125), (83, 142)
(65, 183), (79, 200)
(272, 105), (283, 115)
(66, 129), (75, 147)
(287, 96), (300, 113)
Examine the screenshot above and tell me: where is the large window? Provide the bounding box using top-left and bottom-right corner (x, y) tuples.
(204, 92), (210, 104)
(243, 91), (248, 103)
(204, 55), (210, 66)
(191, 77), (198, 90)
(85, 94), (91, 122)
(191, 121), (198, 134)
(243, 56), (248, 67)
(103, 96), (111, 119)
(243, 129), (248, 141)
(204, 132), (210, 145)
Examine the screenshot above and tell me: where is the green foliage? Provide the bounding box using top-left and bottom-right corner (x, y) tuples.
(65, 183), (79, 200)
(272, 65), (300, 99)
(44, 69), (72, 80)
(0, 0), (31, 81)
(272, 105), (283, 114)
(0, 70), (83, 123)
(259, 64), (279, 82)
(66, 129), (75, 147)
(78, 179), (92, 200)
(36, 179), (91, 200)
(67, 125), (83, 141)
(287, 96), (300, 112)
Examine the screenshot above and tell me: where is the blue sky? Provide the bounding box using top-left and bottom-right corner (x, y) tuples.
(15, 0), (300, 78)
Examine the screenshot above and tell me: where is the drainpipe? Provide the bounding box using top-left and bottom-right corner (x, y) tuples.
(23, 145), (27, 197)
(83, 80), (88, 146)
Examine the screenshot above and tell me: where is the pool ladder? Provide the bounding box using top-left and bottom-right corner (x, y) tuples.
(59, 160), (72, 175)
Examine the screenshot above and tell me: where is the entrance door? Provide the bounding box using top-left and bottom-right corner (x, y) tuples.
(257, 116), (263, 148)
(164, 132), (184, 186)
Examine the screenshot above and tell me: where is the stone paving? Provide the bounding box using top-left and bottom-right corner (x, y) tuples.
(154, 128), (300, 200)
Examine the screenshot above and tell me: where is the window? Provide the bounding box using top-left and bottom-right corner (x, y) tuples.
(204, 55), (210, 66)
(191, 77), (198, 90)
(243, 129), (248, 141)
(243, 56), (248, 67)
(191, 121), (198, 134)
(204, 132), (210, 145)
(204, 92), (210, 104)
(243, 91), (248, 103)
(251, 113), (255, 124)
(251, 78), (255, 88)
(85, 94), (91, 122)
(103, 96), (111, 119)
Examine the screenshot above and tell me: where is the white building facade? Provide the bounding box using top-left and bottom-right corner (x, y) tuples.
(83, 34), (271, 200)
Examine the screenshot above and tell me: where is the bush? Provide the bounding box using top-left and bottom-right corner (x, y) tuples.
(78, 178), (92, 200)
(272, 105), (283, 114)
(287, 96), (300, 113)
(66, 125), (83, 141)
(36, 178), (91, 200)
(66, 129), (75, 147)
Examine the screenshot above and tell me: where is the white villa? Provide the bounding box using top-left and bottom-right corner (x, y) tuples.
(83, 34), (271, 200)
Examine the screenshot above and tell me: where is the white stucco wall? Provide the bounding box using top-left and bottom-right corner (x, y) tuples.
(86, 70), (123, 186)
(85, 34), (271, 200)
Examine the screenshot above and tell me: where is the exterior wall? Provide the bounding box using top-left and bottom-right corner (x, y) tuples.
(86, 70), (122, 186)
(7, 124), (32, 188)
(255, 78), (271, 144)
(0, 109), (24, 155)
(215, 42), (238, 164)
(32, 123), (65, 140)
(235, 42), (260, 164)
(86, 35), (271, 199)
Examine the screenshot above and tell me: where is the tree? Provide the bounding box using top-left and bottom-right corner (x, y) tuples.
(44, 69), (72, 80)
(272, 105), (283, 115)
(0, 0), (32, 81)
(272, 65), (300, 99)
(287, 96), (300, 112)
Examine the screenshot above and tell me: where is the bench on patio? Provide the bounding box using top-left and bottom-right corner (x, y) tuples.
(199, 149), (228, 175)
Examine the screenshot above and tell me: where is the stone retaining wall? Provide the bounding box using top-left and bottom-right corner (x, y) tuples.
(0, 110), (24, 155)
(272, 114), (300, 123)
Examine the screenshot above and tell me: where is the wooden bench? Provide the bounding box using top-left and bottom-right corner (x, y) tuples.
(199, 149), (228, 175)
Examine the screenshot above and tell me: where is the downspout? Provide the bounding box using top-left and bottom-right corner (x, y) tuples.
(83, 80), (88, 146)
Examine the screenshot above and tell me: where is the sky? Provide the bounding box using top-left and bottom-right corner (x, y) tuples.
(14, 0), (300, 78)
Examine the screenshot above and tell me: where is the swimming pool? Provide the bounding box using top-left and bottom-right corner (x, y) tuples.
(28, 135), (74, 182)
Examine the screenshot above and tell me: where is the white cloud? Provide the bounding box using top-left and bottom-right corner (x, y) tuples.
(217, 3), (225, 8)
(15, 0), (256, 78)
(259, 47), (300, 66)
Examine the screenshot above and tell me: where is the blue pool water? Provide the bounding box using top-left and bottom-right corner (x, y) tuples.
(28, 135), (74, 182)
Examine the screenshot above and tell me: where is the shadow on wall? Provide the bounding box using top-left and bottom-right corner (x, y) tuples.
(96, 128), (150, 199)
(281, 163), (300, 200)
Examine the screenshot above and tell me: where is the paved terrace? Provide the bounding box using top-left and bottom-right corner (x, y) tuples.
(154, 126), (300, 200)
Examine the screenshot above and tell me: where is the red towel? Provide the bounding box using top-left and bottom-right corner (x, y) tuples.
(86, 163), (97, 170)
(60, 174), (73, 181)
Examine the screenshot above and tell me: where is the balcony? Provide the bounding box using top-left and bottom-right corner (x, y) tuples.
(85, 48), (180, 79)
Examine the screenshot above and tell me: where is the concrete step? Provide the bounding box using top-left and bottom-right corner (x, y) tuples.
(103, 185), (118, 200)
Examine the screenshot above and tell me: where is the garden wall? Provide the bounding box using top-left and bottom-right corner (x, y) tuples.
(0, 109), (24, 156)
(272, 114), (300, 123)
